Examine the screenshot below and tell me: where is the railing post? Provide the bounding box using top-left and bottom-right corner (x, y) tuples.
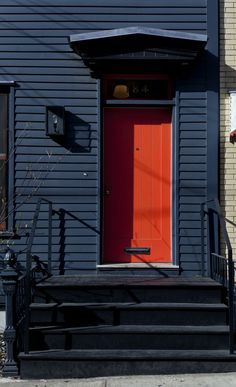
(1, 249), (19, 376)
(200, 203), (205, 276)
(207, 208), (215, 278)
(48, 201), (52, 275)
(228, 249), (235, 354)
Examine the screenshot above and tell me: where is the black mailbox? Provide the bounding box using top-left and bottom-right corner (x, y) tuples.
(46, 106), (65, 136)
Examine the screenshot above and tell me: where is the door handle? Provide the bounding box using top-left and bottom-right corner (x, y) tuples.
(105, 188), (110, 195)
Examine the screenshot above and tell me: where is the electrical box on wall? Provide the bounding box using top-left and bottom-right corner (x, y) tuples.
(46, 106), (65, 136)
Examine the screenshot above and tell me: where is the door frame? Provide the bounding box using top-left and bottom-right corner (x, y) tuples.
(97, 75), (179, 268)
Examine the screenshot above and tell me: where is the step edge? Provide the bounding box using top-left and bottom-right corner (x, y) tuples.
(18, 349), (236, 361)
(29, 325), (230, 334)
(30, 302), (228, 310)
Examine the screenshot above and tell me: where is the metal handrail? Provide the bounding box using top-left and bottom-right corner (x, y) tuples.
(201, 198), (235, 353)
(26, 198), (53, 279)
(24, 197), (54, 353)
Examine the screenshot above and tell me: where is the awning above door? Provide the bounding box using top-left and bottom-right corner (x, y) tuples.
(69, 26), (207, 76)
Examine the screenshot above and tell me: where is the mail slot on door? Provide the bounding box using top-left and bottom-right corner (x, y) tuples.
(124, 247), (151, 255)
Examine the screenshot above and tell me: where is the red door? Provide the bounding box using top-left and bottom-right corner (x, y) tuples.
(103, 108), (171, 263)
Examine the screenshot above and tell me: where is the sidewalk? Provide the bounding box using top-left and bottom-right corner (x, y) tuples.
(0, 373), (236, 387)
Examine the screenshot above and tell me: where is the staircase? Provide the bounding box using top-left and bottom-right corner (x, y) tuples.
(19, 275), (236, 378)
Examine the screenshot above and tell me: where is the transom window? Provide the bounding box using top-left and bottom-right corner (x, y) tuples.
(103, 75), (172, 100)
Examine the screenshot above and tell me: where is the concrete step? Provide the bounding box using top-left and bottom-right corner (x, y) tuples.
(35, 276), (224, 304)
(19, 349), (236, 379)
(29, 324), (229, 351)
(30, 302), (228, 326)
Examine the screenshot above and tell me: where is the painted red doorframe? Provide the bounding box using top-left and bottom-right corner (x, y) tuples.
(103, 107), (172, 263)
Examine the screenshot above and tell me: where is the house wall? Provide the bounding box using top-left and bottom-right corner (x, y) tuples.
(220, 0), (236, 257)
(0, 0), (218, 276)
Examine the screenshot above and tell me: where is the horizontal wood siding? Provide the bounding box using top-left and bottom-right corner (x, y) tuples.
(0, 0), (210, 275)
(178, 85), (207, 273)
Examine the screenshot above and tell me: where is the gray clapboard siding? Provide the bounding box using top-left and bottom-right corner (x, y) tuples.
(14, 203), (98, 211)
(180, 140), (206, 147)
(0, 0), (207, 6)
(180, 164), (206, 172)
(16, 100), (97, 108)
(15, 181), (98, 189)
(179, 197), (206, 205)
(15, 155), (98, 163)
(180, 156), (206, 163)
(15, 131), (98, 139)
(14, 211), (97, 220)
(0, 0), (215, 275)
(180, 221), (204, 230)
(180, 232), (202, 239)
(15, 187), (98, 196)
(180, 245), (204, 253)
(18, 83), (97, 91)
(23, 219), (97, 228)
(0, 14), (207, 22)
(3, 60), (86, 67)
(0, 7), (207, 14)
(16, 137), (97, 147)
(0, 22), (206, 32)
(180, 100), (207, 107)
(30, 245), (98, 253)
(177, 86), (207, 270)
(180, 237), (203, 245)
(179, 204), (203, 212)
(180, 132), (206, 140)
(15, 171), (97, 179)
(0, 68), (90, 75)
(16, 90), (96, 98)
(15, 164), (98, 172)
(180, 123), (207, 131)
(18, 229), (98, 237)
(180, 213), (204, 221)
(180, 148), (206, 155)
(15, 120), (97, 129)
(179, 189), (205, 197)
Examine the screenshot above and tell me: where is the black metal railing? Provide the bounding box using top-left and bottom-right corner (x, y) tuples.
(1, 197), (59, 375)
(2, 195), (88, 370)
(26, 198), (54, 280)
(15, 273), (27, 354)
(201, 198), (235, 353)
(24, 198), (57, 354)
(210, 253), (228, 286)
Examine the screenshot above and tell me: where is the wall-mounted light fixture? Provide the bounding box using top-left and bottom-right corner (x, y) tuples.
(229, 91), (236, 143)
(46, 106), (65, 136)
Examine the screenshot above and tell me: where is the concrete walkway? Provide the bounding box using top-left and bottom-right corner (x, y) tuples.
(0, 374), (236, 387)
